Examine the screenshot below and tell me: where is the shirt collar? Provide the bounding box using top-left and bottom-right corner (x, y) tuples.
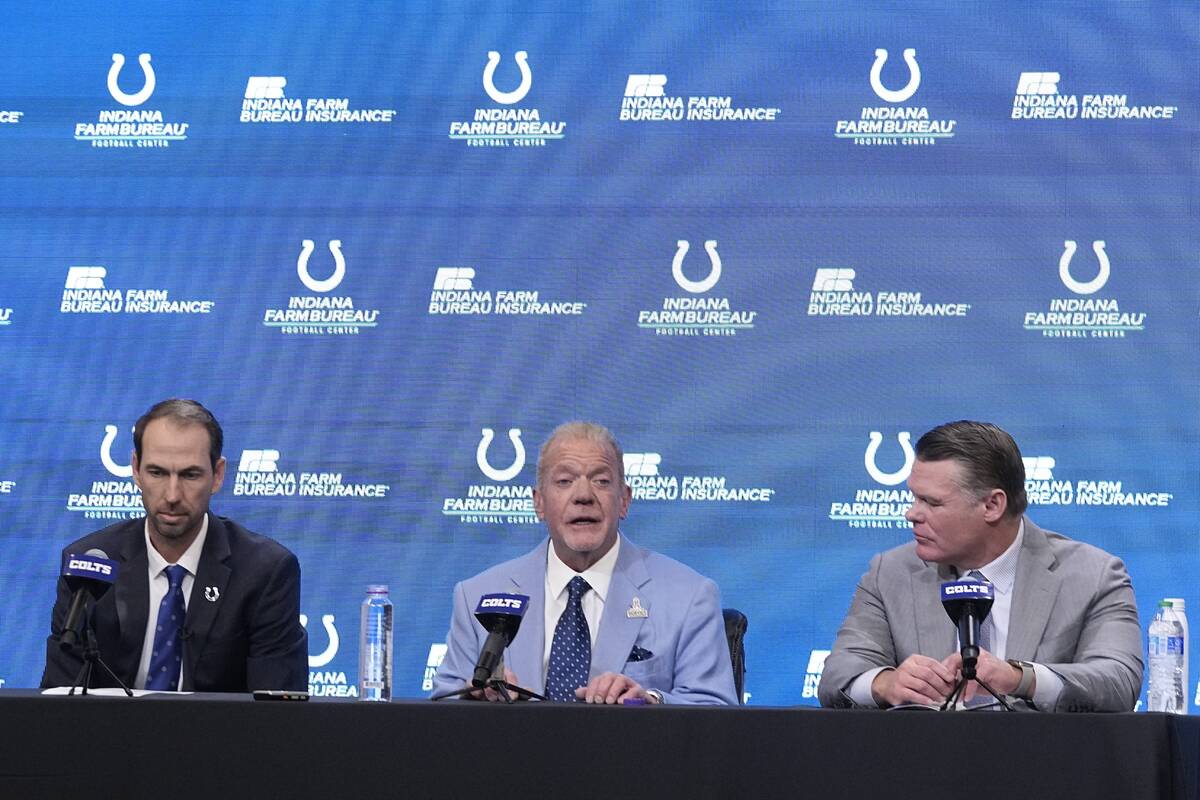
(143, 513), (209, 577)
(964, 518), (1023, 595)
(545, 533), (621, 603)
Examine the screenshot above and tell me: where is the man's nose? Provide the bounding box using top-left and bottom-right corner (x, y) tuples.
(570, 479), (594, 503)
(904, 503), (920, 523)
(164, 476), (182, 503)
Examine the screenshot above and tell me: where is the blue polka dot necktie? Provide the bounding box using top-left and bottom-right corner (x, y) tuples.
(546, 576), (591, 702)
(146, 565), (187, 691)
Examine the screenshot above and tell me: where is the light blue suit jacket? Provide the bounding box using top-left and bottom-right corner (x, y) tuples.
(431, 535), (738, 705)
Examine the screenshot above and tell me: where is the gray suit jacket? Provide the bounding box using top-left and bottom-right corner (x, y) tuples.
(431, 535), (737, 705)
(818, 519), (1143, 712)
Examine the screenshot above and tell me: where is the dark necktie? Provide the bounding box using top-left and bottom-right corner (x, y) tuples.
(146, 564), (187, 691)
(545, 576), (591, 702)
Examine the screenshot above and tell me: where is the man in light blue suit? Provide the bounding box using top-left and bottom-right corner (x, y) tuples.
(432, 421), (737, 705)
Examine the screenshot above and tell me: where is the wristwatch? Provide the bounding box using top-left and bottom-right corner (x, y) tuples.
(644, 689), (665, 705)
(1006, 659), (1036, 698)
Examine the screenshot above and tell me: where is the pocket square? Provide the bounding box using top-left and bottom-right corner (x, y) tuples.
(628, 645), (654, 662)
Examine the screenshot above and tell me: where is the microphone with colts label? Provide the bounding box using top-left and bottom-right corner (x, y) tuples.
(472, 593), (530, 687)
(432, 592), (546, 702)
(939, 577), (1012, 711)
(59, 549), (119, 650)
(940, 579), (994, 679)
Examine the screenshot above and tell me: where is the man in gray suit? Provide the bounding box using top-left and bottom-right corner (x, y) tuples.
(819, 421), (1142, 712)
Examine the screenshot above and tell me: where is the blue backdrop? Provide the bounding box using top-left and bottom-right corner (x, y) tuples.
(0, 0), (1195, 706)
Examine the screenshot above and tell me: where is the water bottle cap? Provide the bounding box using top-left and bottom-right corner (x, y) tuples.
(1159, 600), (1173, 608)
(1166, 597), (1186, 612)
(367, 584), (389, 595)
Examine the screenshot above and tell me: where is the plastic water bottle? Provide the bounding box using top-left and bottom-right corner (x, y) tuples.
(359, 584), (393, 702)
(1166, 597), (1190, 710)
(1148, 600), (1185, 713)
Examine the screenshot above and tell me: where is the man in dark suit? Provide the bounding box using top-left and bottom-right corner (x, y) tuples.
(41, 399), (307, 693)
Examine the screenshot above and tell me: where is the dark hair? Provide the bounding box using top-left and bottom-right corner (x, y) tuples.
(133, 398), (224, 469)
(915, 421), (1027, 518)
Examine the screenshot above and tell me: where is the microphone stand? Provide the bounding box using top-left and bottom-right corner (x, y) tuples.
(68, 626), (133, 697)
(433, 679), (546, 704)
(939, 648), (1012, 711)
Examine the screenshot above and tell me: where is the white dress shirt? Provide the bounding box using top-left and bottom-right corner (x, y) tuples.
(134, 514), (208, 690)
(540, 536), (621, 686)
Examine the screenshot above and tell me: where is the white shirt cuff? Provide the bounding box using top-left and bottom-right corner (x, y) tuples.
(846, 667), (890, 707)
(1030, 662), (1064, 708)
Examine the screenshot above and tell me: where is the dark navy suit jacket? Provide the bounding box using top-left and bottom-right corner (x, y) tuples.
(41, 514), (308, 692)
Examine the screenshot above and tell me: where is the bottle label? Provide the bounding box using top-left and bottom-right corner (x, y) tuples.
(1150, 635), (1177, 657)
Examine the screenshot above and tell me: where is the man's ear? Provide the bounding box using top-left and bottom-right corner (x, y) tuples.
(981, 488), (1008, 523)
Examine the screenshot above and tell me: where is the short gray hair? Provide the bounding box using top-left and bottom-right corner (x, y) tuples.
(536, 421), (625, 486)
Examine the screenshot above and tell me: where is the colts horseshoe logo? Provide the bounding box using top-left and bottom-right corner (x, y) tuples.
(101, 425), (133, 478)
(107, 53), (156, 107)
(1058, 240), (1110, 295)
(869, 48), (920, 103)
(483, 51), (532, 105)
(477, 428), (525, 482)
(297, 239), (346, 293)
(300, 613), (339, 668)
(672, 240), (721, 294)
(864, 431), (915, 486)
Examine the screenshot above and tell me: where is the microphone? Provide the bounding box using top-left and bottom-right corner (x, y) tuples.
(59, 549), (120, 649)
(940, 578), (995, 679)
(472, 593), (530, 687)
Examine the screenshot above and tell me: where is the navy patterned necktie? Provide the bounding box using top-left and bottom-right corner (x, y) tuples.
(967, 570), (994, 654)
(146, 565), (188, 691)
(545, 576), (591, 702)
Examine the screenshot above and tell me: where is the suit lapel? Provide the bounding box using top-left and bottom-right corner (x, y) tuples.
(591, 537), (650, 677)
(1006, 521), (1061, 661)
(913, 560), (957, 659)
(503, 542), (549, 691)
(182, 514), (232, 688)
(114, 520), (150, 683)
